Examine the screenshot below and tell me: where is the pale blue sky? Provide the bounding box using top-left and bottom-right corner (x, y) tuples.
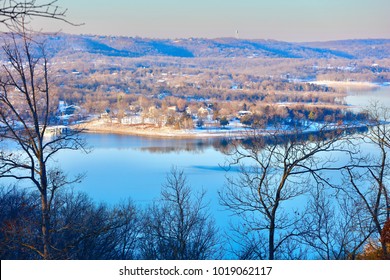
(31, 0), (390, 41)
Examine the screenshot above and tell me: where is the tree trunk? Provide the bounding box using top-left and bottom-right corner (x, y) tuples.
(40, 192), (50, 259)
(380, 237), (388, 259)
(40, 165), (50, 260)
(269, 219), (275, 260)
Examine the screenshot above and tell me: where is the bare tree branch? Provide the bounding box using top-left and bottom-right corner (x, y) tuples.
(0, 0), (79, 30)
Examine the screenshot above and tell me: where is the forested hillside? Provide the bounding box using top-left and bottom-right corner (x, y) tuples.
(3, 33), (388, 59)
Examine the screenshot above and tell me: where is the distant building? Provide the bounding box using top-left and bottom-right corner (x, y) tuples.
(238, 111), (252, 118)
(168, 106), (177, 112)
(58, 101), (80, 116)
(57, 101), (82, 125)
(198, 107), (211, 116)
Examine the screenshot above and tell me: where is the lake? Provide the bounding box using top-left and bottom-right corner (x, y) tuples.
(56, 135), (234, 226)
(56, 85), (390, 225)
(345, 84), (390, 110)
(5, 85), (390, 231)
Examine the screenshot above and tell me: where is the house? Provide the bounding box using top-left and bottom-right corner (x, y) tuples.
(237, 111), (252, 118)
(58, 101), (80, 116)
(168, 106), (177, 112)
(100, 108), (111, 118)
(197, 107), (212, 117)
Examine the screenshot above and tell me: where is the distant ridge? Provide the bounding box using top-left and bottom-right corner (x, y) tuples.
(2, 33), (389, 59)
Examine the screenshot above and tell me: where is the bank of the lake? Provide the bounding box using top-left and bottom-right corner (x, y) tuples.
(310, 80), (381, 90)
(78, 83), (390, 139)
(80, 119), (250, 139)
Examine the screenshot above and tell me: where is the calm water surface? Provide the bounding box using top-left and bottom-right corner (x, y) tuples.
(37, 86), (390, 228)
(56, 135), (233, 226)
(58, 136), (228, 203)
(345, 85), (390, 110)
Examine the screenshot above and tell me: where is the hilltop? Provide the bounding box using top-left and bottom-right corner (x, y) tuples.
(9, 33), (390, 60)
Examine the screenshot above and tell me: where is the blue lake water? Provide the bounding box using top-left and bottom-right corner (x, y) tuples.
(57, 135), (229, 205)
(55, 135), (234, 227)
(345, 85), (390, 110)
(3, 86), (390, 232)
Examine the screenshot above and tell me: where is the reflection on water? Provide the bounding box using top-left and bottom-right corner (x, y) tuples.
(136, 138), (229, 154)
(54, 133), (234, 228)
(345, 85), (390, 110)
(84, 133), (232, 154)
(191, 165), (242, 173)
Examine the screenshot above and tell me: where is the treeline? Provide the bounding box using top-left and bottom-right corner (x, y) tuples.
(53, 58), (342, 110)
(239, 105), (369, 128)
(1, 161), (388, 260)
(49, 55), (351, 111)
(51, 54), (387, 129)
(0, 168), (220, 260)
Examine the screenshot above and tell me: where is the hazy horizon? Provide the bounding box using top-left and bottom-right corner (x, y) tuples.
(29, 0), (390, 42)
(40, 32), (390, 43)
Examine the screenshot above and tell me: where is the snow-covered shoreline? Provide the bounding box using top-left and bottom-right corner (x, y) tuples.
(309, 80), (381, 89)
(77, 119), (370, 140)
(79, 119), (250, 139)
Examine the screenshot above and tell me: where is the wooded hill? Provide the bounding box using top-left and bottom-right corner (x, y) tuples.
(6, 33), (388, 60)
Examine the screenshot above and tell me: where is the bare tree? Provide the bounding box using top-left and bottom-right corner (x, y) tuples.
(0, 187), (141, 260)
(340, 103), (390, 259)
(0, 0), (72, 30)
(140, 167), (220, 260)
(298, 183), (373, 259)
(0, 1), (86, 260)
(220, 125), (350, 259)
(49, 192), (141, 260)
(0, 185), (41, 259)
(0, 26), (87, 258)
